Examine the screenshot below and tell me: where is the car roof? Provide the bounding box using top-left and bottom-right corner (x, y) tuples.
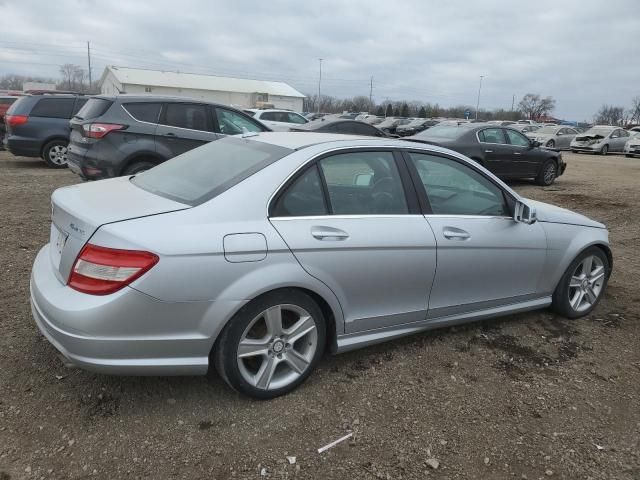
(242, 131), (414, 150)
(96, 94), (230, 106)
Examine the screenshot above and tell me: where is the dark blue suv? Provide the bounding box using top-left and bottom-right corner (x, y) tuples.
(3, 93), (89, 168)
(67, 95), (270, 180)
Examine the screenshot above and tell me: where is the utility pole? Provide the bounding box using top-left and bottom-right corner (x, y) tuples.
(369, 76), (373, 112)
(317, 58), (323, 113)
(475, 75), (484, 120)
(511, 94), (515, 112)
(87, 41), (92, 91)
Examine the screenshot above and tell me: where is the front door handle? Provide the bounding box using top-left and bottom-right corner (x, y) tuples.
(484, 149), (493, 153)
(165, 132), (177, 137)
(514, 152), (522, 156)
(443, 227), (471, 240)
(311, 226), (349, 241)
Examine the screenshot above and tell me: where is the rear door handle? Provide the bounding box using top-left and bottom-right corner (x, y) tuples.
(311, 226), (349, 241)
(165, 132), (176, 137)
(443, 227), (471, 240)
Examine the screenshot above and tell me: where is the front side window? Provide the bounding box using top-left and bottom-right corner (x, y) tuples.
(318, 151), (408, 215)
(215, 108), (264, 135)
(505, 129), (530, 147)
(259, 112), (278, 121)
(478, 128), (507, 144)
(123, 103), (162, 123)
(30, 98), (75, 119)
(408, 152), (509, 216)
(286, 112), (307, 124)
(163, 103), (209, 131)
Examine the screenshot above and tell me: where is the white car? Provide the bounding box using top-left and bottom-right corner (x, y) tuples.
(623, 132), (640, 157)
(244, 109), (309, 131)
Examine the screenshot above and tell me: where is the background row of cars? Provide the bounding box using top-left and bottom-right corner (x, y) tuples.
(2, 92), (640, 183)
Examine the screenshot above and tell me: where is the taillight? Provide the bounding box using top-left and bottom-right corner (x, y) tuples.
(5, 114), (28, 127)
(68, 244), (158, 295)
(82, 123), (125, 139)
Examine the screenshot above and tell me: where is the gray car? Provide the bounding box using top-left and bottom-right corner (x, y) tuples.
(527, 125), (579, 149)
(570, 126), (631, 154)
(31, 133), (612, 399)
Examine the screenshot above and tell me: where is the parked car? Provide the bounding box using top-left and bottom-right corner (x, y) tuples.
(511, 124), (541, 134)
(245, 109), (308, 131)
(623, 132), (640, 157)
(517, 120), (538, 125)
(305, 112), (329, 121)
(3, 93), (89, 167)
(570, 126), (630, 155)
(377, 117), (410, 135)
(396, 119), (439, 136)
(628, 126), (640, 133)
(487, 120), (516, 126)
(362, 116), (384, 125)
(289, 118), (388, 136)
(407, 123), (565, 186)
(30, 132), (611, 399)
(67, 95), (269, 180)
(526, 125), (579, 149)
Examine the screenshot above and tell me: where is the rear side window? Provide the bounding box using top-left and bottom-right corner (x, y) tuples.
(271, 166), (327, 217)
(132, 136), (291, 206)
(75, 98), (113, 120)
(478, 128), (507, 144)
(72, 98), (88, 115)
(123, 103), (162, 123)
(30, 98), (75, 119)
(163, 103), (209, 131)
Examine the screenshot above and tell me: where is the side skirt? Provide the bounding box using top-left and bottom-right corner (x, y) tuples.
(334, 296), (552, 354)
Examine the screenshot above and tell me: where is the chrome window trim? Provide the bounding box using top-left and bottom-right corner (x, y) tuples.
(270, 214), (426, 221)
(475, 128), (508, 146)
(121, 104), (161, 126)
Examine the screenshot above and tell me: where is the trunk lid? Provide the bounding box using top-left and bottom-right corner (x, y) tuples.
(49, 176), (189, 283)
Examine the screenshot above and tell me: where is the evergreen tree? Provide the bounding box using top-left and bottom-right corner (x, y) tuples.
(376, 106), (384, 116)
(401, 103), (410, 117)
(385, 104), (393, 117)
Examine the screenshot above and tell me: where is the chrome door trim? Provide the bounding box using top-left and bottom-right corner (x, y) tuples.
(270, 214), (427, 221)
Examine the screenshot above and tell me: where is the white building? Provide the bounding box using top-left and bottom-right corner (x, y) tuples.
(99, 66), (305, 112)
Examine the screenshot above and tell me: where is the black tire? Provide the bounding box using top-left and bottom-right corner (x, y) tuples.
(42, 140), (69, 169)
(122, 160), (156, 176)
(214, 289), (326, 399)
(546, 139), (555, 148)
(600, 144), (609, 155)
(551, 247), (610, 319)
(625, 154), (633, 158)
(535, 159), (557, 186)
(571, 149), (578, 154)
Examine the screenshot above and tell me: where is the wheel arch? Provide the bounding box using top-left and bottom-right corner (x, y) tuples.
(119, 151), (164, 175)
(40, 136), (69, 157)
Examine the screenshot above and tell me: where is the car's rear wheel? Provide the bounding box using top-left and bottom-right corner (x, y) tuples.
(552, 247), (609, 319)
(625, 154), (633, 158)
(122, 160), (156, 176)
(600, 144), (609, 155)
(546, 139), (555, 148)
(214, 289), (326, 399)
(571, 149), (578, 153)
(536, 160), (557, 186)
(42, 140), (69, 168)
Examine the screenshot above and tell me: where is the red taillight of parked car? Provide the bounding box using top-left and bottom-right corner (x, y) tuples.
(68, 244), (159, 295)
(5, 114), (28, 127)
(82, 123), (125, 139)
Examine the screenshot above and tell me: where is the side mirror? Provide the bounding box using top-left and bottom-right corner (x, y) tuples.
(531, 140), (542, 148)
(514, 200), (537, 225)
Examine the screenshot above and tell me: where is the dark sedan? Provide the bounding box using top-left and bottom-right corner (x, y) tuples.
(407, 124), (566, 186)
(289, 118), (388, 136)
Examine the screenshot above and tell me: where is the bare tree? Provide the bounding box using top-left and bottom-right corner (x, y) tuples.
(628, 96), (640, 125)
(58, 64), (87, 92)
(518, 93), (556, 120)
(0, 73), (55, 90)
(594, 105), (625, 126)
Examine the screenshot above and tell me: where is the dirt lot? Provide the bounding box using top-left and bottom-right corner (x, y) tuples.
(0, 151), (638, 480)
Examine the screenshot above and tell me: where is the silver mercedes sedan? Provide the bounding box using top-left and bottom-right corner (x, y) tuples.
(31, 133), (612, 399)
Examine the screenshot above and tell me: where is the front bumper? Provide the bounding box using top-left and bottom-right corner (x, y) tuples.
(570, 144), (600, 152)
(30, 245), (213, 375)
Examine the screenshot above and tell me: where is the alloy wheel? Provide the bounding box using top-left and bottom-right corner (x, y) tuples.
(236, 304), (318, 391)
(543, 163), (557, 185)
(568, 255), (606, 312)
(48, 145), (68, 165)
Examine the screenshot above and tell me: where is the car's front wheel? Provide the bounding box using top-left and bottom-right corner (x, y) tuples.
(600, 144), (609, 155)
(214, 289), (326, 399)
(536, 160), (557, 186)
(546, 139), (555, 148)
(42, 140), (69, 168)
(552, 247), (609, 319)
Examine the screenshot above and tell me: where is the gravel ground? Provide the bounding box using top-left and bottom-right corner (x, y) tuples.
(0, 151), (638, 480)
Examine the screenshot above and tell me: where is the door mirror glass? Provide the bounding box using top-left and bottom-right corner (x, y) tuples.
(354, 173), (373, 186)
(514, 200), (537, 224)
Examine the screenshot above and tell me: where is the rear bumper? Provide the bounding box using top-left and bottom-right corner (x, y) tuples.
(3, 135), (42, 157)
(30, 245), (213, 375)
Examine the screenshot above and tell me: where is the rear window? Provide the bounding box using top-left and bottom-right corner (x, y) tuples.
(75, 98), (113, 120)
(0, 97), (17, 106)
(123, 103), (162, 123)
(415, 125), (471, 139)
(30, 98), (75, 119)
(131, 136), (292, 206)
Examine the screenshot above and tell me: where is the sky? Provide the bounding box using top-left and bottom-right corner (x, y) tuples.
(1, 0), (639, 120)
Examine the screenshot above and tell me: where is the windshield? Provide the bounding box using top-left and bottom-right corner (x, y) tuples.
(132, 136), (292, 206)
(414, 125), (471, 139)
(582, 127), (613, 137)
(537, 126), (559, 134)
